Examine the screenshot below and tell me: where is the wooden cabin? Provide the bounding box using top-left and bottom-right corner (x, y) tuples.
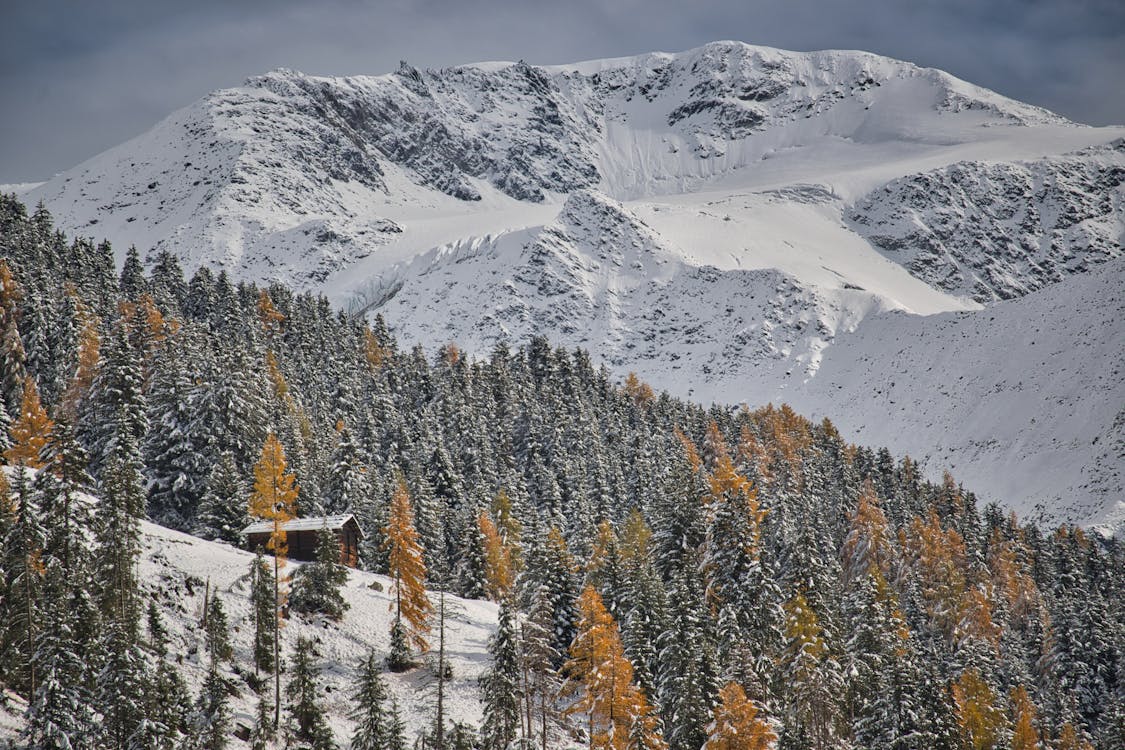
(241, 514), (364, 568)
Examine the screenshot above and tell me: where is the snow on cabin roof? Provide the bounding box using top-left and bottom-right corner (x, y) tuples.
(241, 514), (363, 538)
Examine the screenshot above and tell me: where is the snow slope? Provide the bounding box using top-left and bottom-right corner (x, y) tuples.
(0, 520), (518, 747)
(786, 257), (1125, 532)
(22, 41), (1125, 530)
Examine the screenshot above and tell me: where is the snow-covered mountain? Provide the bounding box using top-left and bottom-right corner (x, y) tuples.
(24, 41), (1125, 530)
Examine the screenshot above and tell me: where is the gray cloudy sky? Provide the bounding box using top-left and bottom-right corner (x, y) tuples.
(2, 0), (1123, 183)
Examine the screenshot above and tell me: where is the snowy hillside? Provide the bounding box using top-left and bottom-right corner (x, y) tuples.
(0, 520), (513, 748)
(786, 257), (1125, 532)
(23, 40), (1125, 530)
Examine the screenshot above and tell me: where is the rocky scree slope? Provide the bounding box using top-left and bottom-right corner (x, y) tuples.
(849, 139), (1125, 303)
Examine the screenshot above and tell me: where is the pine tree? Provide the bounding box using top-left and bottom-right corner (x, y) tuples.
(0, 465), (46, 697)
(0, 258), (28, 415)
(94, 416), (153, 750)
(22, 562), (98, 750)
(147, 603), (191, 747)
(205, 593), (233, 663)
(349, 650), (393, 750)
(195, 452), (246, 543)
(521, 585), (560, 750)
(187, 662), (230, 750)
(383, 476), (432, 665)
(290, 523), (350, 620)
(248, 696), (276, 750)
(481, 598), (522, 750)
(249, 550), (276, 676)
(704, 682), (776, 750)
(79, 320), (147, 482)
(285, 636), (336, 750)
(659, 567), (719, 750)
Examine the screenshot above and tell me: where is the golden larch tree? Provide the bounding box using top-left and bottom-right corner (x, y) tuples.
(362, 327), (389, 373)
(564, 585), (665, 750)
(704, 682), (776, 750)
(622, 372), (654, 407)
(5, 377), (54, 468)
(383, 476), (433, 651)
(480, 508), (514, 601)
(58, 285), (100, 420)
(490, 489), (523, 575)
(247, 431), (298, 726)
(1009, 685), (1041, 750)
(257, 290), (285, 335)
(952, 668), (1007, 750)
(841, 480), (894, 588)
(1055, 723), (1094, 750)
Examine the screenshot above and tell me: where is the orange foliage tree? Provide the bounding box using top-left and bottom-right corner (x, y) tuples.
(5, 377), (53, 468)
(383, 476), (433, 652)
(951, 668), (1007, 750)
(1009, 685), (1041, 750)
(480, 508), (514, 601)
(622, 372), (654, 407)
(564, 585), (665, 750)
(59, 286), (100, 420)
(902, 509), (970, 639)
(247, 431), (298, 724)
(704, 682), (776, 750)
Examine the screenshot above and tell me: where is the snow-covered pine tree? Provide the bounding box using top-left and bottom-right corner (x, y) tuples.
(79, 320), (147, 483)
(146, 602), (191, 746)
(1, 464), (46, 698)
(290, 523), (350, 620)
(520, 585), (560, 750)
(248, 550), (276, 677)
(349, 650), (394, 750)
(0, 258), (28, 416)
(195, 451), (246, 543)
(285, 636), (336, 750)
(94, 414), (154, 750)
(481, 598), (522, 750)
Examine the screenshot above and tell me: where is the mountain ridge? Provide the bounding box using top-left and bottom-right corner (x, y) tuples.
(21, 40), (1125, 530)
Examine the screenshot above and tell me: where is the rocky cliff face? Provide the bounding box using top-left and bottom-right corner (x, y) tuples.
(849, 139), (1125, 303)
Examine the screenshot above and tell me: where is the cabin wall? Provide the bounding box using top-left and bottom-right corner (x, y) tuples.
(246, 526), (361, 568)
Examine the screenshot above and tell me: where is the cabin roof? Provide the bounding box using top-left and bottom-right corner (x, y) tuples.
(241, 514), (364, 539)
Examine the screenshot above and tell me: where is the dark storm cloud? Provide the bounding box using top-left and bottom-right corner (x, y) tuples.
(2, 0), (1123, 183)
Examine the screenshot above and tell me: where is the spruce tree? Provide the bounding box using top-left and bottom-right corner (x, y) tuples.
(249, 550), (276, 676)
(285, 636), (336, 750)
(481, 598), (522, 750)
(290, 524), (350, 620)
(146, 602), (191, 747)
(195, 451), (246, 543)
(349, 650), (393, 750)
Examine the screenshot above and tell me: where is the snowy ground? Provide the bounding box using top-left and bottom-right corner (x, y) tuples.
(0, 521), (536, 747)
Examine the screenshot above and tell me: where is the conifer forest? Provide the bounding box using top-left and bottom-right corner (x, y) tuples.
(0, 193), (1122, 750)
